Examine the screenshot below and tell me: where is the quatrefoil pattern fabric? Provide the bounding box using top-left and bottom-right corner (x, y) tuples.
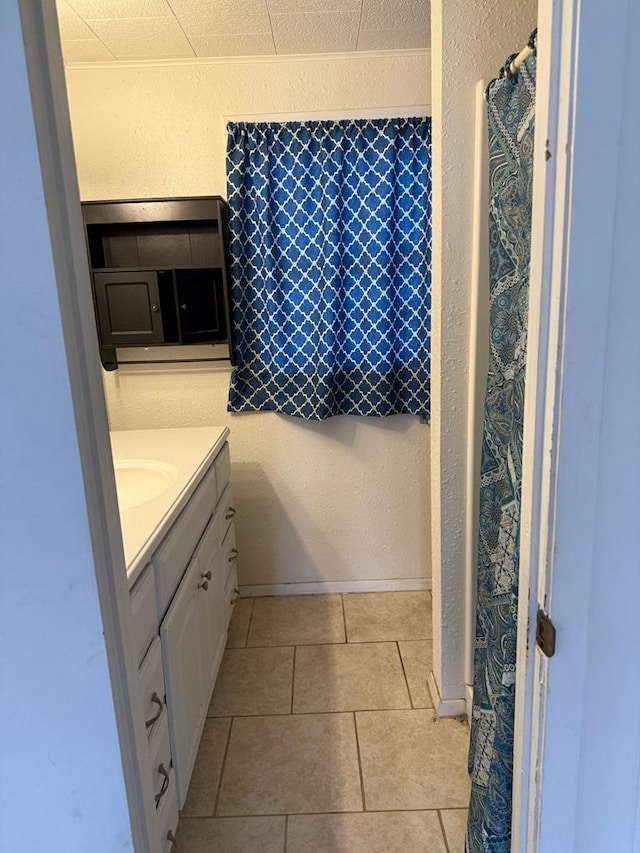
(226, 117), (432, 420)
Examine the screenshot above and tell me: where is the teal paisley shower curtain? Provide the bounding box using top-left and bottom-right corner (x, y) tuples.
(466, 32), (537, 853)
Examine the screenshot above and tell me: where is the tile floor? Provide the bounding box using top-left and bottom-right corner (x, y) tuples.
(177, 591), (470, 852)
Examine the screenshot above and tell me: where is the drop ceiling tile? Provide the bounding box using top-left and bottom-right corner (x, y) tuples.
(174, 8), (272, 36)
(360, 0), (429, 33)
(87, 17), (195, 59)
(271, 11), (360, 53)
(267, 0), (361, 12)
(168, 0), (271, 35)
(169, 0), (269, 15)
(61, 39), (115, 61)
(66, 0), (173, 18)
(357, 27), (429, 50)
(190, 33), (275, 57)
(57, 1), (96, 40)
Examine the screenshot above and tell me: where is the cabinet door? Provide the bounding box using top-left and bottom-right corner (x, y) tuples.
(160, 553), (207, 807)
(175, 269), (227, 344)
(195, 514), (226, 704)
(94, 270), (164, 345)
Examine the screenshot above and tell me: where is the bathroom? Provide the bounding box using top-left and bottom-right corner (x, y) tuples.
(2, 0), (552, 851)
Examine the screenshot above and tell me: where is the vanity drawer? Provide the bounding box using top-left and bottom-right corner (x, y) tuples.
(214, 442), (231, 498)
(154, 464), (217, 618)
(139, 637), (166, 741)
(148, 711), (173, 810)
(221, 522), (238, 587)
(130, 564), (157, 667)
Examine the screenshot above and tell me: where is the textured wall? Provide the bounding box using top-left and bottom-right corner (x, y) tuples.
(430, 2), (537, 702)
(64, 52), (432, 589)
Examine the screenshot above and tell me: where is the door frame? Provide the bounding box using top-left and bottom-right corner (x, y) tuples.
(510, 0), (573, 846)
(18, 3), (158, 849)
(513, 0), (640, 848)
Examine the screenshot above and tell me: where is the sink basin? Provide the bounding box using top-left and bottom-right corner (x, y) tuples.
(113, 459), (178, 511)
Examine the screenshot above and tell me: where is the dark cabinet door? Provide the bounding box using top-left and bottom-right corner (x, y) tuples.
(175, 269), (227, 345)
(94, 270), (164, 346)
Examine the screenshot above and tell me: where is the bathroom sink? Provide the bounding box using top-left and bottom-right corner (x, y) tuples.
(113, 459), (179, 511)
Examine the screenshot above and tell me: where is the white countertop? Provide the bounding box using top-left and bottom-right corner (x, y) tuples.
(110, 426), (229, 586)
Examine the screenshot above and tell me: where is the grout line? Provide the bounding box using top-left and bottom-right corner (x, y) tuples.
(352, 712), (368, 812)
(341, 593), (349, 643)
(206, 707), (421, 719)
(244, 597), (256, 648)
(396, 640), (415, 708)
(283, 814), (288, 853)
(186, 807), (463, 819)
(290, 646), (297, 714)
(212, 716), (235, 818)
(437, 809), (452, 853)
(243, 638), (429, 649)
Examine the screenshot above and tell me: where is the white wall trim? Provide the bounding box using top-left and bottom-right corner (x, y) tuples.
(464, 78), (489, 689)
(427, 671), (467, 719)
(63, 47), (431, 72)
(239, 578), (431, 597)
(466, 683), (473, 725)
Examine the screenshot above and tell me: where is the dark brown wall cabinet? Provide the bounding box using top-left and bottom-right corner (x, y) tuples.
(82, 197), (234, 370)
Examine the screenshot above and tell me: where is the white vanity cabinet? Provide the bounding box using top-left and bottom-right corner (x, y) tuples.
(123, 433), (237, 849)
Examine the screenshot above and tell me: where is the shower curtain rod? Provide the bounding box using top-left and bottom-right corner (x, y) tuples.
(509, 43), (534, 74)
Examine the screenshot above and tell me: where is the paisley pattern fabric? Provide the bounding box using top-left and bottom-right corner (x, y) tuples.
(466, 38), (536, 853)
(226, 118), (431, 420)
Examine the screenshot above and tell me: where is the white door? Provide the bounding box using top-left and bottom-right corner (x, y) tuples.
(513, 0), (640, 849)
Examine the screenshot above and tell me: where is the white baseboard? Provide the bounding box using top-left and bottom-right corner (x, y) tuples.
(466, 684), (474, 725)
(427, 671), (468, 719)
(238, 577), (431, 597)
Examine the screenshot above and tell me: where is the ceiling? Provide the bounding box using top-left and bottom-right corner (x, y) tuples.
(56, 0), (430, 63)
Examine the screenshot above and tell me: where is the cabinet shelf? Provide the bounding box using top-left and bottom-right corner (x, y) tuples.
(82, 196), (234, 371)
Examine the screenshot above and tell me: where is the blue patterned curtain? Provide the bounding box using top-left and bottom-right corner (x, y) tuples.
(226, 117), (431, 419)
(466, 35), (536, 853)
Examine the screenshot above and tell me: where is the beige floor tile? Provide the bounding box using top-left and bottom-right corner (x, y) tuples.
(440, 809), (468, 852)
(226, 598), (253, 648)
(398, 640), (434, 708)
(180, 718), (231, 817)
(217, 713), (362, 815)
(356, 710), (470, 810)
(287, 811), (447, 853)
(247, 595), (345, 646)
(209, 647), (294, 717)
(177, 816), (285, 853)
(343, 591), (432, 642)
(293, 642), (411, 712)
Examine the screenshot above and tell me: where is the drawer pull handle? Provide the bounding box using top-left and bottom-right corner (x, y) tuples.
(167, 829), (178, 849)
(228, 548), (239, 564)
(231, 587), (241, 604)
(201, 570), (212, 581)
(225, 506), (236, 520)
(198, 579), (209, 591)
(145, 692), (163, 729)
(154, 763), (170, 805)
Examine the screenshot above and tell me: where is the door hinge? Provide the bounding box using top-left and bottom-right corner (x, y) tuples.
(536, 607), (556, 658)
